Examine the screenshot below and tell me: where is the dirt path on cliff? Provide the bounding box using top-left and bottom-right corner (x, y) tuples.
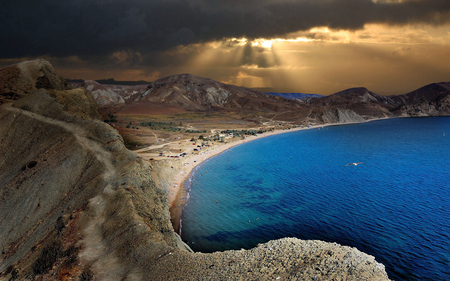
(2, 102), (122, 276)
(3, 103), (116, 181)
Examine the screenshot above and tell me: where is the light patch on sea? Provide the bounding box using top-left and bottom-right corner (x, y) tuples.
(180, 117), (450, 281)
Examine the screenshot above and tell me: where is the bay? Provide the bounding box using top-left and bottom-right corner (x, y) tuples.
(180, 117), (450, 281)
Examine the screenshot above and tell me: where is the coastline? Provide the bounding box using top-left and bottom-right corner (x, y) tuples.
(143, 125), (323, 234)
(138, 117), (388, 234)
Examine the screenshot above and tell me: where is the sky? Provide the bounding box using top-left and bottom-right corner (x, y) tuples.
(1, 0), (450, 95)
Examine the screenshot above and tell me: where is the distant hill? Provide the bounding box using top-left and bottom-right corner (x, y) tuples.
(119, 73), (305, 114)
(265, 92), (323, 100)
(307, 84), (450, 121)
(308, 87), (398, 118)
(391, 82), (450, 117)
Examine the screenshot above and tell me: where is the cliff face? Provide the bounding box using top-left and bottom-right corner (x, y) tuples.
(0, 60), (390, 280)
(321, 108), (366, 124)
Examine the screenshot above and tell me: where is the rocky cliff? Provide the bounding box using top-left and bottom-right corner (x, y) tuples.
(0, 60), (391, 280)
(321, 108), (366, 124)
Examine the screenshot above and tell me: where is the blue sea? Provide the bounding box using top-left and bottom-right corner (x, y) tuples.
(180, 117), (450, 281)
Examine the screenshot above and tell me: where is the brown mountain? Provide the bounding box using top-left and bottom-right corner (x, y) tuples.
(306, 87), (397, 122)
(120, 73), (305, 114)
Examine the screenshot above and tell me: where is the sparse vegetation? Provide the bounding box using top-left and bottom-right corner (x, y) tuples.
(185, 129), (207, 133)
(139, 120), (209, 134)
(220, 128), (273, 137)
(33, 242), (63, 275)
(140, 121), (183, 132)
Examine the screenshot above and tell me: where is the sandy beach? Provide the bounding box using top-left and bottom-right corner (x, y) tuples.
(135, 125), (326, 233)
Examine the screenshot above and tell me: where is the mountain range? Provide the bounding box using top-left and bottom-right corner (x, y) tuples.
(70, 74), (450, 125)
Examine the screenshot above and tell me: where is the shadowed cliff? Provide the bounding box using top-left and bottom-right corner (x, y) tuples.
(0, 60), (390, 280)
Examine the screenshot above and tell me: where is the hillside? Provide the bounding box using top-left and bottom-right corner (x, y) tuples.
(307, 87), (397, 120)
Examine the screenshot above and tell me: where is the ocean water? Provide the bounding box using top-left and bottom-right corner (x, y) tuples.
(180, 117), (450, 281)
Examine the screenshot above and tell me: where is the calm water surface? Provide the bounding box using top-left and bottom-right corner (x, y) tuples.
(180, 117), (450, 281)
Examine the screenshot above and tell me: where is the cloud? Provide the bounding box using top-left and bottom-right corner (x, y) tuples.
(1, 0), (450, 59)
(223, 71), (270, 88)
(1, 0), (450, 97)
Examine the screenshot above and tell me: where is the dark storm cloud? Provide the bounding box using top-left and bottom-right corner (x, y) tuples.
(1, 0), (449, 59)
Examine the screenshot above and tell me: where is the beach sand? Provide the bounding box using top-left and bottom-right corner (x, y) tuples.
(135, 125), (324, 233)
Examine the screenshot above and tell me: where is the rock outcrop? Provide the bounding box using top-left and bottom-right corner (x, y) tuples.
(0, 59), (69, 104)
(321, 108), (365, 124)
(0, 60), (391, 280)
(70, 80), (125, 106)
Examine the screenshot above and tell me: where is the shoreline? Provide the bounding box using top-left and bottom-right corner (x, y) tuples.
(153, 125), (325, 234)
(139, 118), (389, 234)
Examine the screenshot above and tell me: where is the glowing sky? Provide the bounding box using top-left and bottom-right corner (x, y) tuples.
(1, 0), (450, 95)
